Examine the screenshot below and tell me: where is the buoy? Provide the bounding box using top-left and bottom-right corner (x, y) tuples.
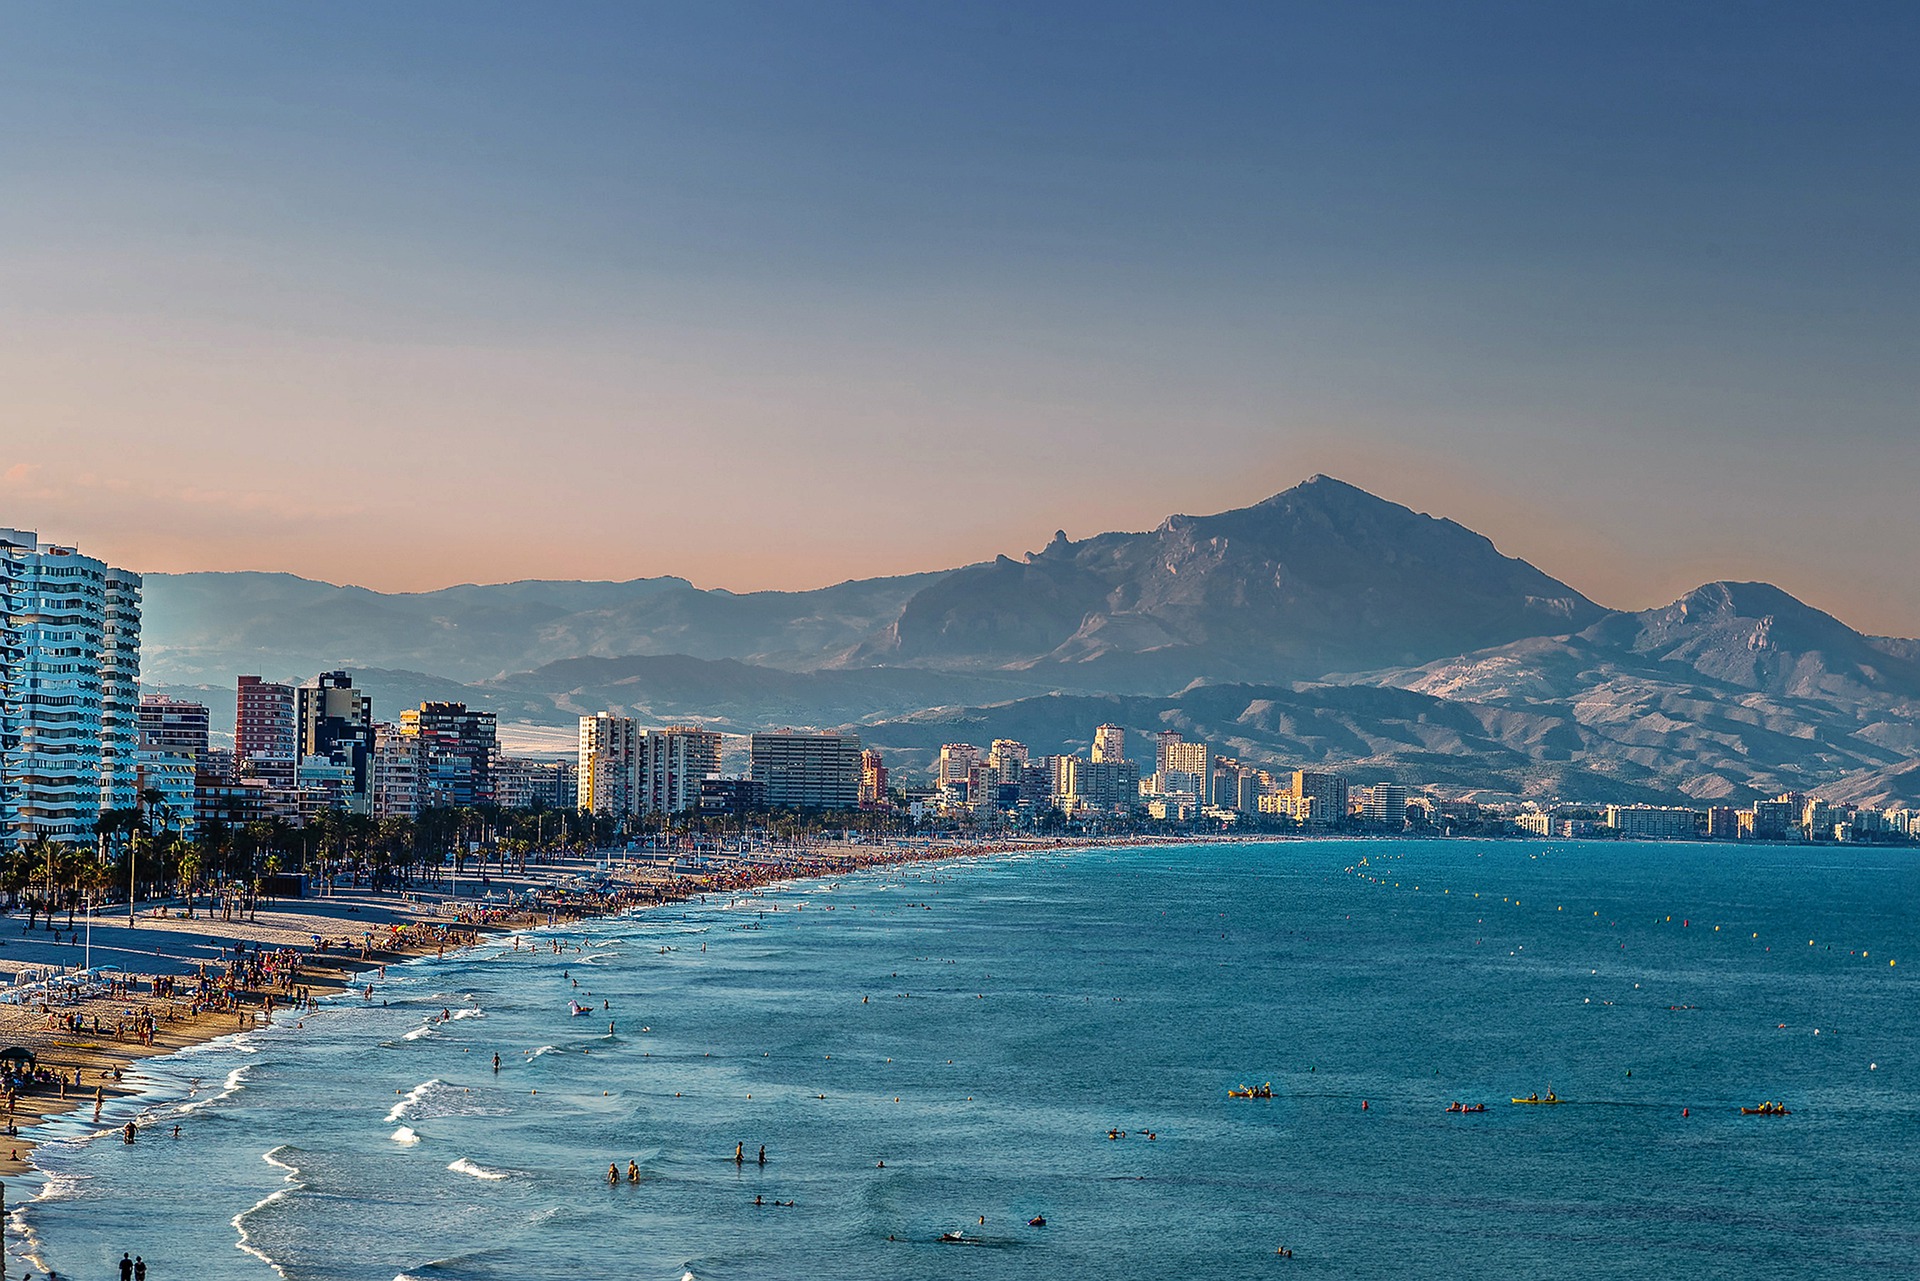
(1682, 1107), (1689, 1117)
(1361, 1100), (1369, 1110)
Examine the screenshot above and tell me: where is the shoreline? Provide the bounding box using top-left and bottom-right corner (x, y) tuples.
(0, 831), (1249, 1188)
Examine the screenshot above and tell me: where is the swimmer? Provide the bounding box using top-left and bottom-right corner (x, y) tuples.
(627, 1160), (639, 1183)
(758, 1144), (767, 1165)
(493, 1053), (501, 1072)
(608, 1162), (619, 1184)
(734, 1141), (745, 1164)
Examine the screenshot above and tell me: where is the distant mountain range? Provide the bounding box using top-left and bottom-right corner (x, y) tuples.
(140, 477), (1920, 805)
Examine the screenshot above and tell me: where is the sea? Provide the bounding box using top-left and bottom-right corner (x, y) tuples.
(9, 838), (1917, 1280)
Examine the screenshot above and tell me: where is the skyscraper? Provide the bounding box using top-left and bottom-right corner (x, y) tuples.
(1091, 724), (1126, 764)
(235, 676), (297, 789)
(296, 671), (374, 813)
(0, 529), (140, 845)
(402, 701), (499, 807)
(750, 731), (862, 810)
(99, 567), (143, 813)
(643, 726), (723, 815)
(137, 696), (211, 763)
(859, 748), (889, 807)
(578, 712), (641, 816)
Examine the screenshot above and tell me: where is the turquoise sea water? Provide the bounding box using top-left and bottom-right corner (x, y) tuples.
(12, 839), (1919, 1280)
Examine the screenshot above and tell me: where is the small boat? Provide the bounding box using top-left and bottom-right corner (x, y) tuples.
(1227, 1082), (1275, 1099)
(1510, 1093), (1562, 1105)
(1028, 1215), (1047, 1227)
(939, 1230), (966, 1244)
(1445, 1103), (1487, 1113)
(1740, 1102), (1790, 1116)
(568, 1000), (592, 1017)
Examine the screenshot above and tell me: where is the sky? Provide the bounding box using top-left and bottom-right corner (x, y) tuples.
(1, 2), (1916, 632)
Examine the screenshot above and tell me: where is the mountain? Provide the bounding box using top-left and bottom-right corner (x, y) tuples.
(134, 477), (1920, 803)
(1368, 582), (1920, 801)
(853, 475), (1604, 685)
(142, 476), (1602, 692)
(140, 570), (941, 685)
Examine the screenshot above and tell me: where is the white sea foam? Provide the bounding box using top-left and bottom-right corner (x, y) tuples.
(449, 1007), (484, 1020)
(448, 1157), (509, 1181)
(526, 1045), (559, 1058)
(402, 1024), (438, 1041)
(390, 1126), (421, 1145)
(386, 1079), (441, 1122)
(176, 1064), (253, 1116)
(232, 1145), (302, 1278)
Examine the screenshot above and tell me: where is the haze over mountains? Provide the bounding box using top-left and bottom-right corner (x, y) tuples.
(140, 477), (1920, 805)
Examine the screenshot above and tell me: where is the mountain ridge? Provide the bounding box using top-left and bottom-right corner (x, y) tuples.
(135, 477), (1920, 803)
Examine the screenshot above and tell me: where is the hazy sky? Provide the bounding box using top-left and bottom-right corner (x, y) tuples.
(3, 3), (1916, 631)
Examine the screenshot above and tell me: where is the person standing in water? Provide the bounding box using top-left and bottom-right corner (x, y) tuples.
(758, 1145), (767, 1165)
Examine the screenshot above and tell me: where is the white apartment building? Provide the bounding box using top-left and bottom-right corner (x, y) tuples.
(0, 530), (141, 846)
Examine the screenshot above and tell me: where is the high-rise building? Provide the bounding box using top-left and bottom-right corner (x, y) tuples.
(371, 722), (423, 819)
(578, 713), (641, 816)
(643, 726), (723, 815)
(401, 701), (499, 808)
(138, 696), (211, 763)
(296, 671), (374, 813)
(1291, 770), (1350, 825)
(492, 757), (539, 810)
(524, 759), (577, 810)
(859, 749), (889, 807)
(0, 530), (138, 845)
(100, 568), (143, 813)
(1605, 805), (1700, 840)
(986, 739), (1029, 781)
(1061, 756), (1139, 815)
(235, 676), (298, 790)
(937, 743), (979, 787)
(1091, 724), (1126, 765)
(1360, 783), (1410, 827)
(750, 731), (862, 810)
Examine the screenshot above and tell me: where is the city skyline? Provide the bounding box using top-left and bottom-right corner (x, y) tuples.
(3, 5), (1917, 632)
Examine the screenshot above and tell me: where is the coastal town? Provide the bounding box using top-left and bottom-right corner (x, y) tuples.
(4, 527), (1916, 927)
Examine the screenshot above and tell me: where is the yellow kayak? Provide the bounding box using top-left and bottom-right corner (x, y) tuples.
(1510, 1095), (1562, 1105)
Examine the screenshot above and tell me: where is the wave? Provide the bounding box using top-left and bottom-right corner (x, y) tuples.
(391, 1126), (422, 1145)
(449, 1007), (484, 1020)
(526, 1045), (559, 1059)
(447, 1157), (510, 1181)
(386, 1079), (442, 1122)
(232, 1145), (303, 1279)
(172, 1063), (255, 1116)
(402, 1024), (438, 1041)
